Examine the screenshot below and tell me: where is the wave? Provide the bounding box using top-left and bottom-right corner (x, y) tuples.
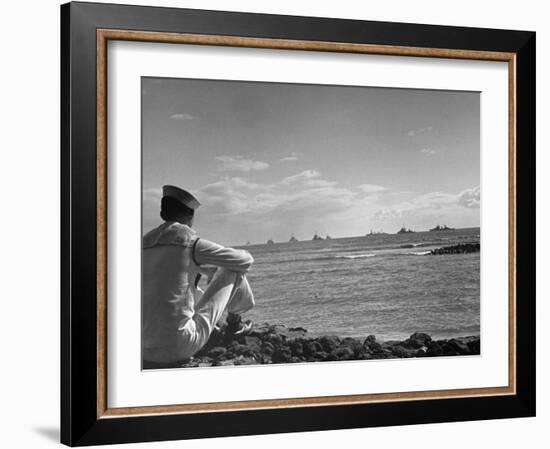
(399, 241), (441, 249)
(406, 250), (432, 256)
(339, 253), (376, 259)
(266, 253), (377, 264)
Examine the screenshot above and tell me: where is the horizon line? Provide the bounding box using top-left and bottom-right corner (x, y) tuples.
(233, 225), (481, 248)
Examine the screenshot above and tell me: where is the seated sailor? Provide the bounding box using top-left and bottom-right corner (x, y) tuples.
(142, 185), (255, 364)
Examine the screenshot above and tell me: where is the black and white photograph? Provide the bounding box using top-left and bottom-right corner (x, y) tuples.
(141, 77), (481, 369)
(52, 1), (538, 446)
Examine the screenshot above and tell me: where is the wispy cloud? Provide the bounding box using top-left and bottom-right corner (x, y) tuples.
(372, 186), (480, 228)
(281, 169), (320, 185)
(169, 113), (194, 120)
(357, 184), (389, 194)
(420, 148), (437, 155)
(458, 186), (480, 208)
(142, 188), (163, 230)
(406, 126), (433, 137)
(143, 187), (162, 202)
(280, 152), (301, 162)
(197, 170), (354, 219)
(215, 155), (270, 172)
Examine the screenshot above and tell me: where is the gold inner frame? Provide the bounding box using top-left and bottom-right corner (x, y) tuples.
(96, 29), (517, 419)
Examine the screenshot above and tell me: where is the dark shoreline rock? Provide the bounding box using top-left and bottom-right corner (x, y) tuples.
(430, 243), (480, 255)
(147, 323), (480, 369)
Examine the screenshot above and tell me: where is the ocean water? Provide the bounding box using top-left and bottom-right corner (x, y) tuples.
(239, 228), (480, 341)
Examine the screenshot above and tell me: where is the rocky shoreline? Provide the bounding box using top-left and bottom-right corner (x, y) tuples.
(145, 323), (480, 369)
(430, 243), (480, 255)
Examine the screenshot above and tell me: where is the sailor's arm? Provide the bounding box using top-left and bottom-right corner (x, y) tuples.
(192, 238), (254, 273)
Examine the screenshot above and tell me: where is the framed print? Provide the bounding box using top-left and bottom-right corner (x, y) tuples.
(60, 1), (536, 446)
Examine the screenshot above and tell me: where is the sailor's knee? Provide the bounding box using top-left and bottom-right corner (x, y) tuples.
(215, 267), (240, 282)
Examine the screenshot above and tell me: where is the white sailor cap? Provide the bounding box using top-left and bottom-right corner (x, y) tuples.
(162, 185), (201, 210)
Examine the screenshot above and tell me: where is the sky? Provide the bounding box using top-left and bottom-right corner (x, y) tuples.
(142, 77), (480, 246)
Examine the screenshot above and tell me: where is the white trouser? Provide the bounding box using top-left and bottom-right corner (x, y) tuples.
(144, 268), (254, 364)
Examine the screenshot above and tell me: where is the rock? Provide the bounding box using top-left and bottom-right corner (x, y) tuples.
(371, 342), (384, 353)
(240, 335), (262, 348)
(405, 332), (432, 349)
(213, 360), (235, 367)
(415, 347), (428, 357)
(363, 335), (382, 352)
(265, 332), (283, 346)
(364, 335), (377, 345)
(455, 335), (479, 344)
(340, 337), (363, 354)
(207, 346), (227, 359)
(319, 336), (340, 352)
(390, 345), (414, 358)
(333, 346), (355, 360)
(180, 360), (200, 368)
(279, 327), (308, 341)
(303, 340), (323, 357)
(313, 351), (328, 360)
(375, 349), (394, 359)
(439, 341), (459, 356)
(447, 338), (471, 355)
(355, 345), (373, 359)
(426, 341), (444, 356)
(234, 356), (257, 366)
(248, 323), (272, 338)
(228, 343), (250, 356)
(195, 356), (213, 364)
(261, 355), (273, 364)
(168, 321), (480, 368)
(468, 339), (480, 354)
(354, 350), (373, 360)
(272, 348), (292, 364)
(430, 243), (480, 255)
(261, 342), (274, 355)
(290, 341), (304, 356)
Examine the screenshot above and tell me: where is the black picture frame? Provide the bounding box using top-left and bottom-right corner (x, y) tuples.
(61, 1), (536, 446)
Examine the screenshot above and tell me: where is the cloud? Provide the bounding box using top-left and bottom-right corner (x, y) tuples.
(372, 208), (401, 221)
(201, 177), (261, 197)
(281, 169), (320, 185)
(420, 148), (437, 155)
(417, 191), (458, 208)
(458, 186), (480, 208)
(372, 186), (480, 230)
(406, 126), (433, 137)
(215, 155), (270, 172)
(279, 170), (337, 189)
(373, 191), (457, 220)
(169, 113), (194, 120)
(197, 170), (355, 219)
(142, 187), (163, 230)
(280, 152), (301, 162)
(357, 184), (389, 194)
(143, 187), (162, 202)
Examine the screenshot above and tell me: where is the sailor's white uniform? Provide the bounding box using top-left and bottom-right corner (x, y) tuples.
(142, 221), (255, 363)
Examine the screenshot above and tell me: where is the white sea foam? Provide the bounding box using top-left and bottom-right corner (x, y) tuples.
(407, 250), (432, 256)
(341, 253), (376, 259)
